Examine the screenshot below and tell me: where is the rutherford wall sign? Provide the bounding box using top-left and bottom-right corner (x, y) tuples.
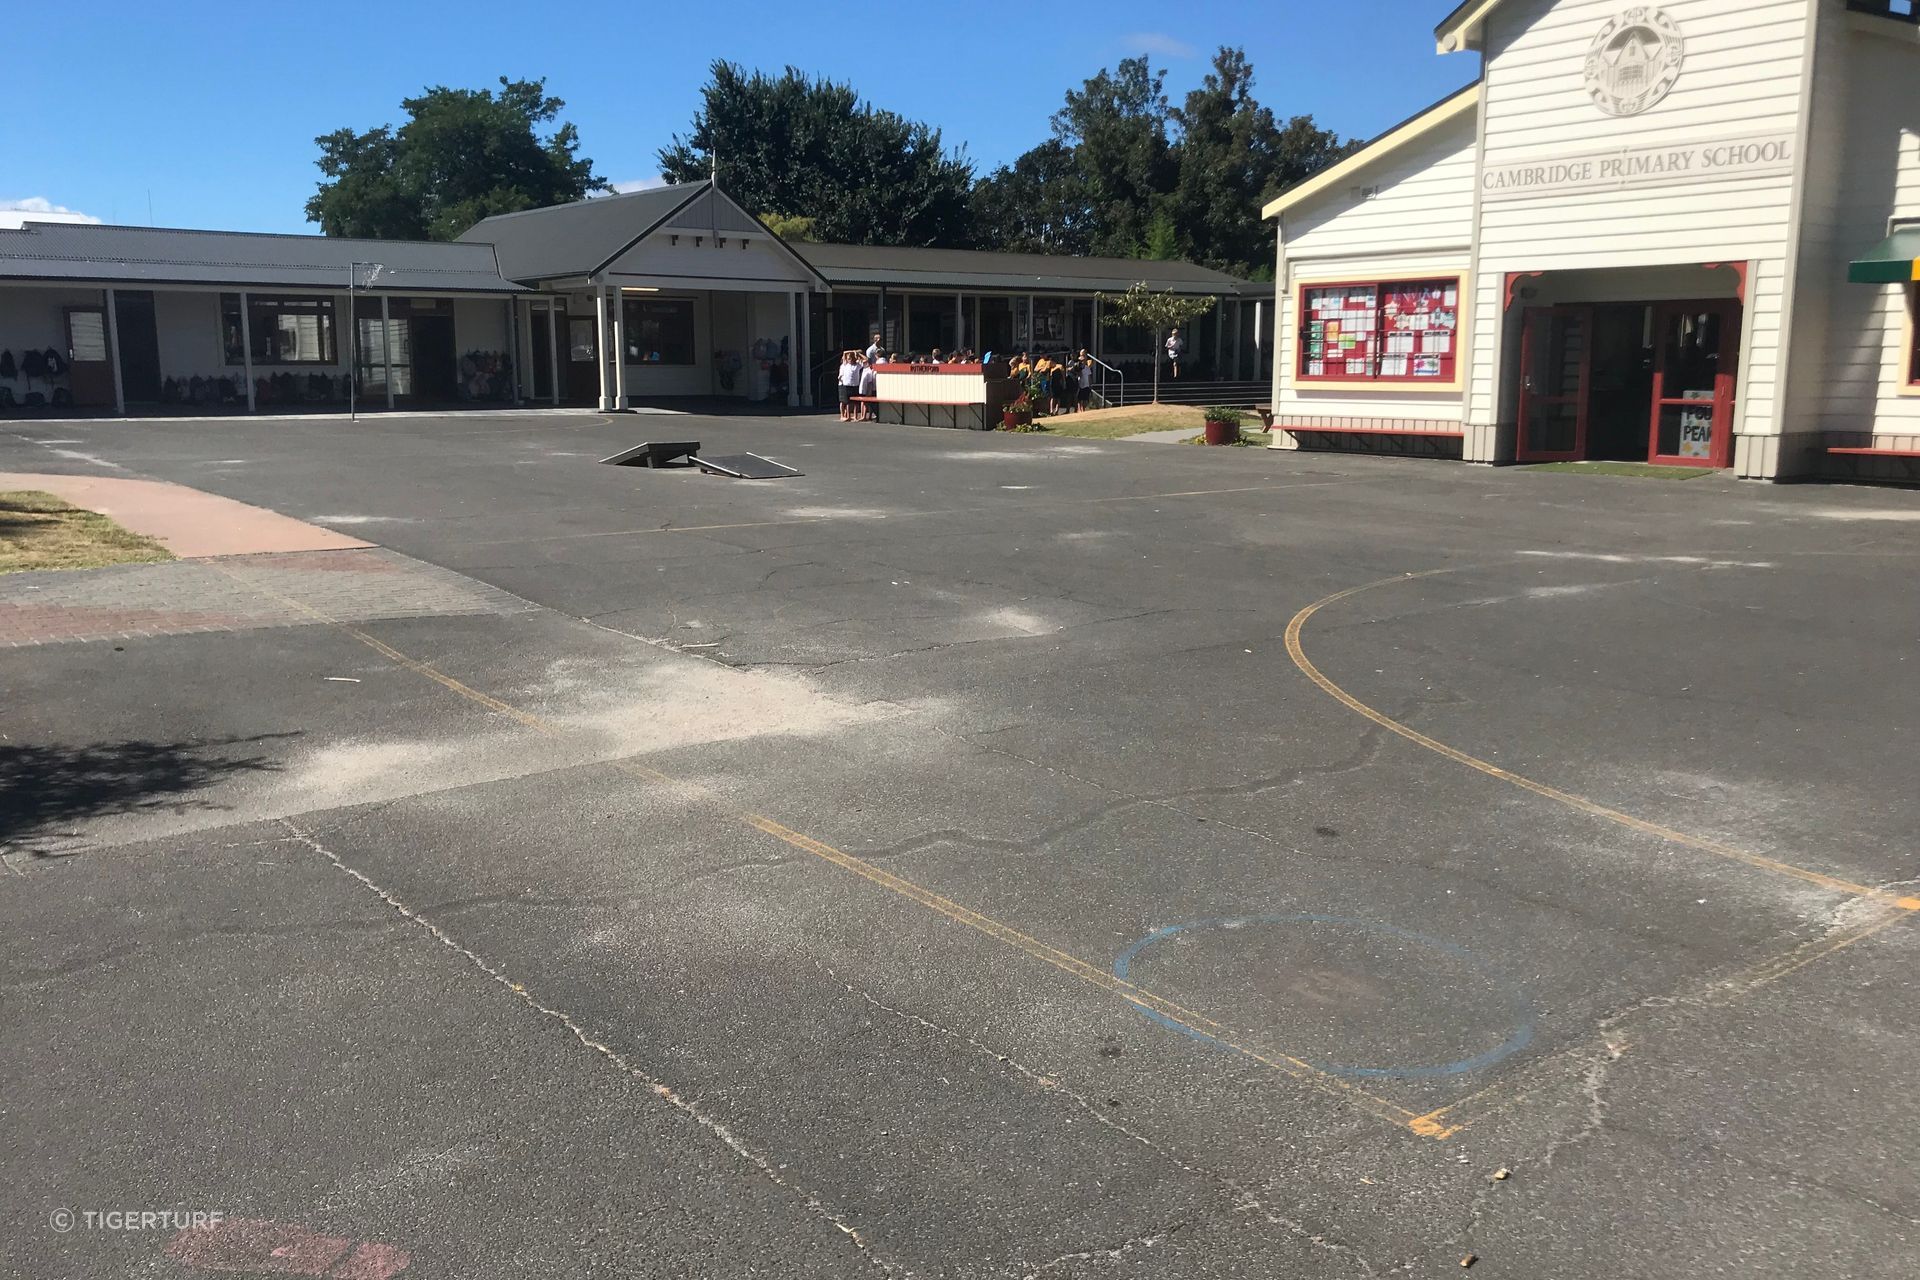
(1481, 134), (1794, 202)
(1584, 8), (1685, 117)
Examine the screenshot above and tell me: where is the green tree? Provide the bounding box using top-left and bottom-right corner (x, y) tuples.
(970, 140), (1092, 255)
(658, 62), (974, 247)
(1141, 209), (1181, 261)
(758, 212), (818, 241)
(1096, 282), (1217, 403)
(1052, 58), (1176, 259)
(307, 77), (606, 240)
(1170, 48), (1352, 276)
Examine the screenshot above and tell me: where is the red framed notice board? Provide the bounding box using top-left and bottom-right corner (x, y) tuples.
(1299, 277), (1460, 384)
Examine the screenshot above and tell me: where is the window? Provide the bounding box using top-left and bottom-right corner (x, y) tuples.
(1909, 286), (1920, 388)
(1849, 1), (1917, 26)
(221, 295), (337, 365)
(568, 318), (596, 362)
(1297, 277), (1461, 384)
(623, 298), (695, 366)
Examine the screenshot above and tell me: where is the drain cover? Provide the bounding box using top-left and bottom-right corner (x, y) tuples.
(694, 453), (803, 479)
(600, 441), (701, 468)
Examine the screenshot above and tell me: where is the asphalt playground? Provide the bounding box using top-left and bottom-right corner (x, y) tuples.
(4, 408), (1918, 1278)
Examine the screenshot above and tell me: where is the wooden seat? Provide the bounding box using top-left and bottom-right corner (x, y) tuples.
(1284, 425), (1465, 438)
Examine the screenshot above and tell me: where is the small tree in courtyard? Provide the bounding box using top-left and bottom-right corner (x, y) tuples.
(1096, 282), (1217, 403)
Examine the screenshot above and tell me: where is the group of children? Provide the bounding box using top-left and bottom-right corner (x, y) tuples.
(1008, 350), (1097, 416)
(834, 337), (1102, 422)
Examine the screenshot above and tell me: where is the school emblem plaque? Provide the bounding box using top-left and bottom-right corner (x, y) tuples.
(1584, 8), (1685, 117)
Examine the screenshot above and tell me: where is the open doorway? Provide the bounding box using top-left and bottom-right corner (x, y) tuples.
(1513, 296), (1739, 467)
(1587, 304), (1656, 461)
(410, 314), (457, 402)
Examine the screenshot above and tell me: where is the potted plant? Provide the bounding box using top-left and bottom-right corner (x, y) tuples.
(1002, 393), (1028, 429)
(1201, 406), (1246, 446)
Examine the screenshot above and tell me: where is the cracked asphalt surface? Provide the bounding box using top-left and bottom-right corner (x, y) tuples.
(4, 410), (1919, 1278)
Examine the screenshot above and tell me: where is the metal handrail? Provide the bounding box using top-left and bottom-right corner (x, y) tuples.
(1082, 354), (1125, 408)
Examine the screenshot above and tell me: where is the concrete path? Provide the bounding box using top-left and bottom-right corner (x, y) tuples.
(0, 471), (370, 558)
(1117, 426), (1200, 444)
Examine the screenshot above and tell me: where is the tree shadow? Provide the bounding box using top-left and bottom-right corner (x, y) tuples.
(0, 734), (293, 859)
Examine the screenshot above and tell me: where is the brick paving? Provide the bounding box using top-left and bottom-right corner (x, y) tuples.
(0, 548), (534, 646)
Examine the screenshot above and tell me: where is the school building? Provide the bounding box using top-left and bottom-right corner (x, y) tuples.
(0, 182), (1256, 419)
(1262, 0), (1920, 480)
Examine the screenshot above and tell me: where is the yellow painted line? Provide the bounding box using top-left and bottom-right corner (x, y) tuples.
(1284, 573), (1919, 909)
(214, 561), (1432, 1138)
(744, 817), (1428, 1133)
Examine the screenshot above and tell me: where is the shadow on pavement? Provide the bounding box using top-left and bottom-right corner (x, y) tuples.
(0, 735), (291, 858)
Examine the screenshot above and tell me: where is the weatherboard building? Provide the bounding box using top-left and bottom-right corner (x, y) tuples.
(1262, 0), (1920, 480)
(0, 182), (1258, 420)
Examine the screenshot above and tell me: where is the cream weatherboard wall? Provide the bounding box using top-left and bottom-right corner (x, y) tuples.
(1466, 0), (1816, 474)
(1807, 12), (1920, 449)
(1271, 110), (1478, 436)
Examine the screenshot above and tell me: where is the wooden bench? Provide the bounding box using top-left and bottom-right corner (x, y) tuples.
(1285, 425), (1465, 438)
(1824, 444), (1920, 483)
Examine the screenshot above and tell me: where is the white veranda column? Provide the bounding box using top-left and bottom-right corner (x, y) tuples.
(239, 291), (256, 412)
(787, 291), (801, 407)
(798, 291), (812, 406)
(594, 286), (611, 411)
(381, 295), (396, 410)
(611, 289), (627, 410)
(547, 297), (561, 406)
(104, 287), (126, 416)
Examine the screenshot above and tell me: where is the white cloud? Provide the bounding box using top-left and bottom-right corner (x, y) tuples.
(1120, 32), (1198, 59)
(610, 176), (670, 194)
(0, 196), (103, 229)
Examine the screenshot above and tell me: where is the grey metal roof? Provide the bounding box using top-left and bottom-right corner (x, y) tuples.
(0, 221), (523, 293)
(457, 184), (703, 282)
(794, 242), (1253, 296)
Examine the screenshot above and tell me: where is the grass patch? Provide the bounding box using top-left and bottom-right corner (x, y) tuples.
(1026, 403), (1209, 440)
(1519, 461), (1715, 480)
(0, 491), (174, 574)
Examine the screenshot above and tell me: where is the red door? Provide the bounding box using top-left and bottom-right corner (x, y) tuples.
(1647, 301), (1739, 468)
(1515, 306), (1594, 462)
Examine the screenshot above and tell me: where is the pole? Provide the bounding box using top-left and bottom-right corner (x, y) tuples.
(347, 269), (356, 421)
(593, 286), (610, 411)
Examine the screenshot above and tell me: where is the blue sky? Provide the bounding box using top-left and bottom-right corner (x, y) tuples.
(10, 0), (1472, 235)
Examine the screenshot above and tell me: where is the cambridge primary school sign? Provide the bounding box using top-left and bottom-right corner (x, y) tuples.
(1481, 134), (1794, 201)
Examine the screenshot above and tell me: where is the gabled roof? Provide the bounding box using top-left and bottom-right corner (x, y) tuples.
(0, 222), (523, 293)
(795, 241), (1251, 296)
(1261, 83), (1480, 220)
(1436, 0), (1508, 53)
(457, 183), (703, 282)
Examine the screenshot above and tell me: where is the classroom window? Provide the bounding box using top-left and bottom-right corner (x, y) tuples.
(623, 298), (695, 366)
(1297, 277), (1460, 383)
(1909, 286), (1920, 387)
(221, 295), (337, 365)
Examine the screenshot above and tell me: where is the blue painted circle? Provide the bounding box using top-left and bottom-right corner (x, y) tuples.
(1112, 914), (1533, 1079)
